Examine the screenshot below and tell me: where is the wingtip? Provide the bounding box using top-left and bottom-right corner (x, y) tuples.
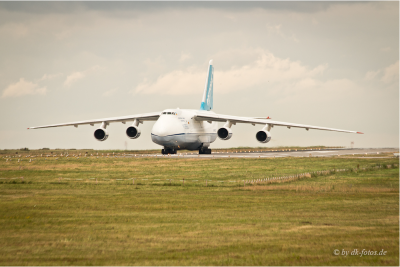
(357, 132), (364, 134)
(209, 59), (213, 65)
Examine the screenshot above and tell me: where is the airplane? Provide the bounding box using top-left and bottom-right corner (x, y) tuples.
(28, 60), (363, 155)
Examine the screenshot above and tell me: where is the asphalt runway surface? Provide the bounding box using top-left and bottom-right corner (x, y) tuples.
(127, 148), (399, 159)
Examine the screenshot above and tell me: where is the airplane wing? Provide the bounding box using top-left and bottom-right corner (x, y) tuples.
(193, 113), (363, 134)
(28, 112), (161, 129)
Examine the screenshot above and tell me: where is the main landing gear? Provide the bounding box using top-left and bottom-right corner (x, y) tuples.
(161, 147), (211, 155)
(162, 148), (177, 155)
(199, 148), (212, 154)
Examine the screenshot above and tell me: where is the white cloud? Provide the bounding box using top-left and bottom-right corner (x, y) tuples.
(38, 73), (62, 82)
(64, 71), (85, 87)
(102, 88), (118, 97)
(135, 69), (202, 95)
(266, 23), (283, 36)
(266, 23), (299, 43)
(365, 70), (380, 81)
(63, 65), (101, 87)
(179, 52), (192, 62)
(365, 61), (399, 84)
(134, 49), (327, 95)
(2, 78), (46, 98)
(281, 78), (363, 104)
(381, 61), (399, 84)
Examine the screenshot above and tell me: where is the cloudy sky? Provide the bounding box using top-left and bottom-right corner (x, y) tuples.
(0, 2), (398, 150)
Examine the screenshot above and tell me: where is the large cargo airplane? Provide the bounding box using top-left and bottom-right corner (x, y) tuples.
(28, 60), (363, 154)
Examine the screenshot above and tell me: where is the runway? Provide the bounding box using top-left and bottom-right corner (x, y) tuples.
(126, 148), (399, 159)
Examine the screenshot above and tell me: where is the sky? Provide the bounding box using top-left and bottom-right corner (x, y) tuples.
(0, 1), (398, 151)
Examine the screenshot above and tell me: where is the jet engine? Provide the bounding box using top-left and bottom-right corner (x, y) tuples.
(256, 130), (271, 143)
(217, 127), (232, 140)
(94, 128), (109, 141)
(126, 126), (141, 139)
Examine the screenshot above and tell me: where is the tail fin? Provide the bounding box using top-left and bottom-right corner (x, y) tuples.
(200, 60), (213, 111)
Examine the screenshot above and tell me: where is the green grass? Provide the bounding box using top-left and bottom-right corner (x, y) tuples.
(0, 155), (398, 265)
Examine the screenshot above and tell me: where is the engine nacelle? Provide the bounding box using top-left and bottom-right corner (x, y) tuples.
(126, 126), (141, 139)
(94, 128), (109, 141)
(256, 130), (272, 143)
(217, 127), (233, 140)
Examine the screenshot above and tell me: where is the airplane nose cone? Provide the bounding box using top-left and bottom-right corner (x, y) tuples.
(151, 115), (184, 146)
(152, 115), (183, 137)
(152, 121), (168, 137)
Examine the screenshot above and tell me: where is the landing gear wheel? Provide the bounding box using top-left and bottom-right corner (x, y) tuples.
(162, 148), (177, 155)
(199, 148), (211, 155)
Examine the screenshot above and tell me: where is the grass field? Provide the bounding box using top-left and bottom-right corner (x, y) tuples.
(0, 151), (398, 265)
(0, 145), (344, 156)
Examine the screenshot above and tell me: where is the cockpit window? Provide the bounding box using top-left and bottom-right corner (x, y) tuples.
(162, 112), (166, 114)
(167, 112), (171, 114)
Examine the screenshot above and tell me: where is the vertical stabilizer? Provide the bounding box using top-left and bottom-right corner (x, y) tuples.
(200, 60), (213, 111)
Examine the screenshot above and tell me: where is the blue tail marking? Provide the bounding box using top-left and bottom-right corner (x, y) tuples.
(200, 60), (213, 111)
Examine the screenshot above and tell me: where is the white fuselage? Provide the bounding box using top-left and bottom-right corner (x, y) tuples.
(151, 109), (218, 150)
